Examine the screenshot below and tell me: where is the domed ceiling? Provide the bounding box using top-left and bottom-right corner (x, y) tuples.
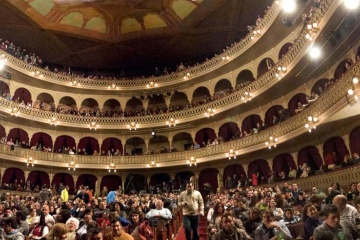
(0, 0), (272, 73)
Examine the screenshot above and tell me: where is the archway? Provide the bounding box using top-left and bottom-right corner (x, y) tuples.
(125, 137), (145, 155)
(52, 173), (75, 194)
(298, 146), (323, 175)
(30, 132), (53, 150)
(124, 174), (146, 194)
(76, 174), (97, 190)
(101, 137), (123, 155)
(257, 58), (274, 78)
(265, 105), (284, 127)
(78, 137), (100, 155)
(172, 132), (193, 151)
(236, 69), (255, 87)
(101, 175), (122, 192)
(199, 168), (218, 197)
(2, 168), (25, 187)
(272, 153), (297, 181)
(218, 122), (240, 142)
(27, 171), (50, 189)
(195, 128), (217, 146)
(248, 159), (271, 185)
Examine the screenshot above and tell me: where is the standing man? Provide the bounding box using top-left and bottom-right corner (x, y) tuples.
(61, 185), (69, 202)
(178, 182), (204, 240)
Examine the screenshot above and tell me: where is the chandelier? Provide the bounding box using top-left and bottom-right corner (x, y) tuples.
(146, 81), (158, 88)
(69, 79), (80, 86)
(305, 115), (318, 132)
(166, 118), (178, 127)
(146, 160), (159, 168)
(275, 66), (287, 79)
(226, 149), (238, 160)
(127, 122), (138, 130)
(107, 163), (117, 172)
(66, 161), (78, 171)
(26, 157), (36, 167)
(204, 108), (216, 117)
(265, 136), (279, 149)
(222, 55), (230, 62)
(48, 116), (59, 126)
(241, 91), (252, 102)
(8, 107), (19, 116)
(87, 121), (99, 130)
(108, 83), (119, 90)
(186, 157), (197, 166)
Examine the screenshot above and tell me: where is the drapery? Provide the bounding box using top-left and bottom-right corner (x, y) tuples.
(278, 43), (293, 59)
(218, 122), (240, 142)
(288, 93), (307, 115)
(51, 173), (74, 194)
(7, 128), (29, 145)
(0, 81), (9, 96)
(195, 128), (217, 146)
(265, 105), (283, 127)
(223, 164), (246, 183)
(30, 132), (53, 150)
(101, 175), (122, 192)
(101, 138), (123, 155)
(149, 173), (170, 188)
(334, 59), (351, 80)
(241, 114), (262, 134)
(2, 168), (25, 185)
(248, 159), (271, 183)
(76, 174), (97, 190)
(27, 171), (50, 188)
(323, 136), (349, 161)
(272, 153), (297, 178)
(0, 124), (6, 138)
(297, 146), (323, 170)
(174, 171), (194, 191)
(54, 135), (76, 153)
(350, 126), (360, 154)
(78, 137), (99, 154)
(12, 87), (32, 104)
(199, 168), (218, 197)
(311, 78), (329, 95)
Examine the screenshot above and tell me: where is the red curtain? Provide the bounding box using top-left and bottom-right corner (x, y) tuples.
(7, 128), (29, 145)
(311, 78), (329, 95)
(297, 146), (323, 170)
(218, 122), (240, 142)
(78, 137), (99, 154)
(272, 153), (297, 177)
(101, 138), (123, 155)
(101, 175), (122, 192)
(0, 81), (9, 96)
(2, 168), (25, 185)
(333, 59), (350, 80)
(350, 126), (360, 154)
(288, 93), (307, 115)
(323, 136), (349, 160)
(265, 105), (283, 127)
(248, 159), (271, 183)
(149, 173), (170, 187)
(0, 124), (6, 138)
(27, 171), (50, 188)
(30, 132), (53, 149)
(199, 168), (218, 197)
(76, 174), (97, 190)
(241, 114), (262, 134)
(54, 135), (76, 153)
(195, 128), (217, 146)
(52, 173), (74, 194)
(174, 171), (194, 190)
(223, 164), (246, 183)
(12, 87), (32, 103)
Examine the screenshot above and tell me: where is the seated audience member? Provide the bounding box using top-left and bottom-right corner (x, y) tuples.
(279, 208), (301, 226)
(214, 213), (252, 240)
(351, 152), (360, 165)
(145, 199), (172, 226)
(65, 217), (79, 240)
(3, 217), (24, 240)
(126, 209), (144, 235)
(332, 195), (359, 224)
(29, 213), (49, 240)
(342, 155), (353, 167)
(244, 207), (262, 238)
(104, 220), (133, 240)
(254, 210), (292, 240)
(288, 167), (297, 179)
(313, 204), (359, 240)
(303, 204), (322, 240)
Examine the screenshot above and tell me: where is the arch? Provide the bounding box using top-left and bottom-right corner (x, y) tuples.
(149, 173), (171, 189)
(7, 128), (29, 145)
(278, 42), (293, 60)
(169, 91), (189, 108)
(101, 175), (122, 192)
(125, 137), (145, 155)
(148, 94), (167, 113)
(272, 153), (297, 180)
(257, 58), (275, 78)
(35, 93), (55, 111)
(2, 168), (25, 186)
(80, 98), (99, 113)
(350, 126), (360, 155)
(124, 98), (144, 114)
(175, 171), (194, 190)
(52, 173), (75, 194)
(311, 78), (329, 96)
(248, 159), (271, 184)
(172, 132), (193, 151)
(58, 96), (77, 111)
(54, 135), (76, 153)
(0, 81), (10, 97)
(214, 79), (232, 93)
(101, 137), (123, 155)
(288, 93), (307, 115)
(192, 87), (210, 105)
(199, 168), (218, 197)
(195, 128), (217, 146)
(298, 146), (323, 174)
(241, 114), (262, 134)
(236, 69), (255, 86)
(334, 59), (353, 80)
(30, 132), (53, 150)
(265, 105), (284, 127)
(323, 136), (349, 165)
(102, 98), (121, 113)
(148, 135), (170, 153)
(13, 87), (32, 104)
(218, 122), (240, 142)
(223, 164), (246, 185)
(78, 137), (100, 155)
(124, 174), (146, 194)
(27, 170), (50, 189)
(76, 174), (97, 190)
(0, 124), (6, 138)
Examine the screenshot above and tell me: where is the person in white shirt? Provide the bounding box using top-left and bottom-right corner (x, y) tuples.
(146, 199), (172, 226)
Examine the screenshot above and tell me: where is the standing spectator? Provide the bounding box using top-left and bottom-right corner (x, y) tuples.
(61, 185), (69, 202)
(39, 185), (51, 203)
(252, 172), (259, 186)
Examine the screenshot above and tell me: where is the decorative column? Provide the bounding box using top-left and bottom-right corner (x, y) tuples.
(217, 168), (224, 189)
(142, 98), (149, 110)
(343, 133), (351, 154)
(316, 144), (324, 158)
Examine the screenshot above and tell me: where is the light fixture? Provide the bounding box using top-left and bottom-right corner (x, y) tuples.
(146, 161), (159, 168)
(48, 116), (59, 126)
(26, 157), (36, 167)
(280, 0), (296, 13)
(250, 29), (261, 40)
(108, 83), (119, 90)
(309, 46), (321, 59)
(241, 91), (253, 102)
(87, 121), (99, 130)
(226, 149), (238, 160)
(275, 66), (287, 79)
(305, 115), (318, 132)
(344, 0), (359, 9)
(66, 161), (78, 171)
(265, 136), (279, 149)
(69, 79), (80, 86)
(183, 72), (191, 80)
(222, 55), (230, 61)
(146, 81), (158, 88)
(186, 157), (197, 166)
(0, 55), (7, 70)
(305, 21), (319, 41)
(127, 122), (138, 130)
(204, 108), (216, 117)
(32, 71), (43, 78)
(353, 77), (359, 85)
(166, 118), (177, 127)
(107, 163), (117, 172)
(8, 107), (19, 116)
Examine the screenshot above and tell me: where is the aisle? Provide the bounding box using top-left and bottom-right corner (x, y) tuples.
(175, 216), (207, 240)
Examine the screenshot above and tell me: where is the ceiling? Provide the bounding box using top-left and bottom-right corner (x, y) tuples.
(0, 0), (272, 74)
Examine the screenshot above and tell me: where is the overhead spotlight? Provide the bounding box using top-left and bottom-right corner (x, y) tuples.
(309, 46), (321, 59)
(344, 0), (359, 9)
(281, 0), (296, 13)
(282, 17), (292, 27)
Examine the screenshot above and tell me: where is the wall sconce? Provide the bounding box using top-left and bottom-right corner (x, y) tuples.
(32, 71), (43, 78)
(183, 72), (191, 80)
(265, 136), (278, 149)
(275, 66), (287, 79)
(305, 22), (319, 41)
(166, 118), (177, 127)
(241, 91), (252, 102)
(26, 157), (36, 167)
(204, 108), (216, 117)
(147, 161), (159, 167)
(146, 81), (158, 88)
(127, 122), (138, 130)
(107, 163), (117, 172)
(187, 157), (197, 166)
(69, 79), (80, 86)
(8, 107), (19, 116)
(66, 161), (78, 170)
(226, 149), (238, 160)
(48, 116), (59, 126)
(305, 115), (318, 132)
(222, 55), (230, 61)
(87, 121), (99, 130)
(108, 83), (119, 90)
(0, 55), (7, 70)
(250, 29), (261, 40)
